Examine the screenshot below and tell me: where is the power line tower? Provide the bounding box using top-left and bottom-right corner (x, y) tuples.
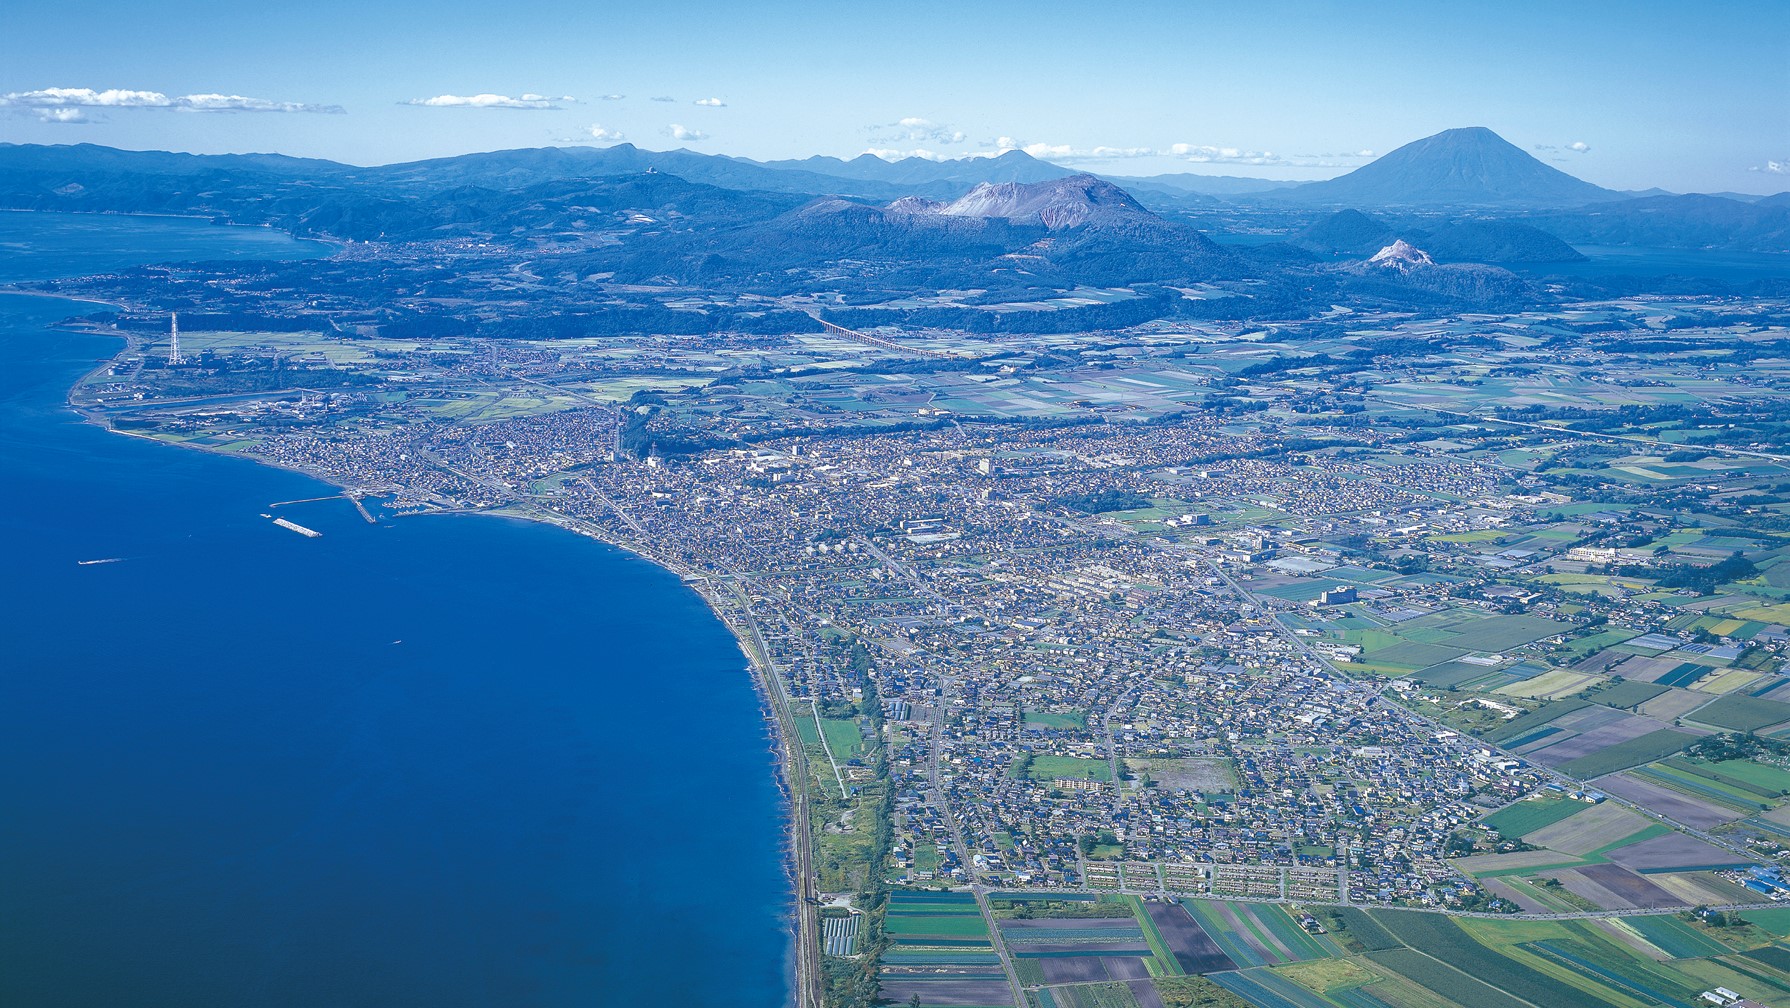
(168, 312), (183, 365)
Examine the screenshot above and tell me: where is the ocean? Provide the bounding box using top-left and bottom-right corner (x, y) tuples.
(0, 213), (791, 1007)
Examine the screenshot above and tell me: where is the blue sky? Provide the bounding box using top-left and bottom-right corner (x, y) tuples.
(2, 0), (1785, 193)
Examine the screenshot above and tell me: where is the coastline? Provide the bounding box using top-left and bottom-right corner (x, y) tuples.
(45, 304), (816, 1008)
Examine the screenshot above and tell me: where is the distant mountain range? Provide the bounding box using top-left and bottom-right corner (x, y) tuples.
(6, 128), (1785, 216)
(0, 129), (1784, 265)
(0, 141), (1092, 204)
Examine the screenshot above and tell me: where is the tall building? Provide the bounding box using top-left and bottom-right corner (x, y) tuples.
(168, 312), (182, 365)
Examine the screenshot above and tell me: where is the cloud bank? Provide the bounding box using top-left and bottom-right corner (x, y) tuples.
(1535, 141), (1592, 154)
(668, 124), (707, 141)
(984, 136), (1361, 167)
(1, 87), (343, 115)
(404, 93), (572, 110)
(870, 117), (967, 145)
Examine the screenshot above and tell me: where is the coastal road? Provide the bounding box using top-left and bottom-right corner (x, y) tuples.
(717, 576), (825, 1008)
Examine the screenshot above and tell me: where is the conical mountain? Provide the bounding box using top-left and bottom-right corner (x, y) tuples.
(1281, 127), (1619, 208)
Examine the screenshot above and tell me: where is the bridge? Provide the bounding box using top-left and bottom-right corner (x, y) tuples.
(805, 312), (963, 360)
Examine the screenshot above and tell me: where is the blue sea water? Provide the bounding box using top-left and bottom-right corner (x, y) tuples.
(0, 214), (791, 1008)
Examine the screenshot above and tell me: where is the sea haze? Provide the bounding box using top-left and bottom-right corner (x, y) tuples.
(0, 215), (790, 1007)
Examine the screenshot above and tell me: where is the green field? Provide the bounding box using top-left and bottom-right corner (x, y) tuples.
(1589, 679), (1670, 710)
(1024, 710), (1088, 731)
(1482, 796), (1587, 838)
(1372, 910), (1627, 1008)
(1485, 699), (1590, 743)
(1619, 914), (1735, 958)
(820, 717), (865, 757)
(1554, 729), (1697, 778)
(1363, 948), (1531, 1008)
(882, 914), (990, 939)
(1027, 755), (1112, 783)
(1685, 694), (1790, 732)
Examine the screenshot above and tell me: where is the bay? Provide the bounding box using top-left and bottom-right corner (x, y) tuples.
(0, 214), (791, 1008)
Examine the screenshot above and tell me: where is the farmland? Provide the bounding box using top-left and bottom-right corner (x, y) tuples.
(1189, 904), (1790, 1008)
(878, 890), (1011, 1008)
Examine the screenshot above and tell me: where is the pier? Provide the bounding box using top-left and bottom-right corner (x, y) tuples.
(271, 517), (321, 538)
(344, 493), (377, 524)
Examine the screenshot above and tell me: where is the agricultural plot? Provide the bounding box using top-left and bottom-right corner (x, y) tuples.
(1140, 900), (1237, 975)
(1493, 667), (1603, 700)
(1548, 862), (1684, 909)
(881, 890), (1010, 1008)
(1684, 693), (1790, 733)
(1595, 772), (1748, 829)
(1506, 705), (1655, 758)
(1638, 687), (1722, 722)
(1522, 801), (1653, 856)
(1207, 968), (1339, 1008)
(993, 898), (1201, 995)
(1481, 796), (1587, 837)
(1361, 949), (1531, 1008)
(1553, 729), (1701, 778)
(1371, 910), (1627, 1008)
(1231, 904), (1790, 1008)
(1180, 900), (1338, 968)
(1624, 757), (1790, 815)
(1032, 982), (1160, 1008)
(877, 973), (1013, 1007)
(1606, 831), (1753, 873)
(1483, 698), (1591, 744)
(1616, 913), (1736, 959)
(1449, 848), (1585, 879)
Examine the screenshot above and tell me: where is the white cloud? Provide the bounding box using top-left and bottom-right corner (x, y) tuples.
(668, 123), (707, 141)
(693, 97), (726, 107)
(1568, 140), (1591, 153)
(994, 137), (1074, 159)
(586, 124), (626, 141)
(1751, 160), (1788, 175)
(0, 86), (342, 114)
(37, 107), (90, 123)
(864, 147), (990, 162)
(870, 117), (967, 145)
(404, 93), (571, 110)
(986, 135), (1361, 167)
(650, 96), (676, 102)
(601, 94), (626, 101)
(1168, 143), (1288, 165)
